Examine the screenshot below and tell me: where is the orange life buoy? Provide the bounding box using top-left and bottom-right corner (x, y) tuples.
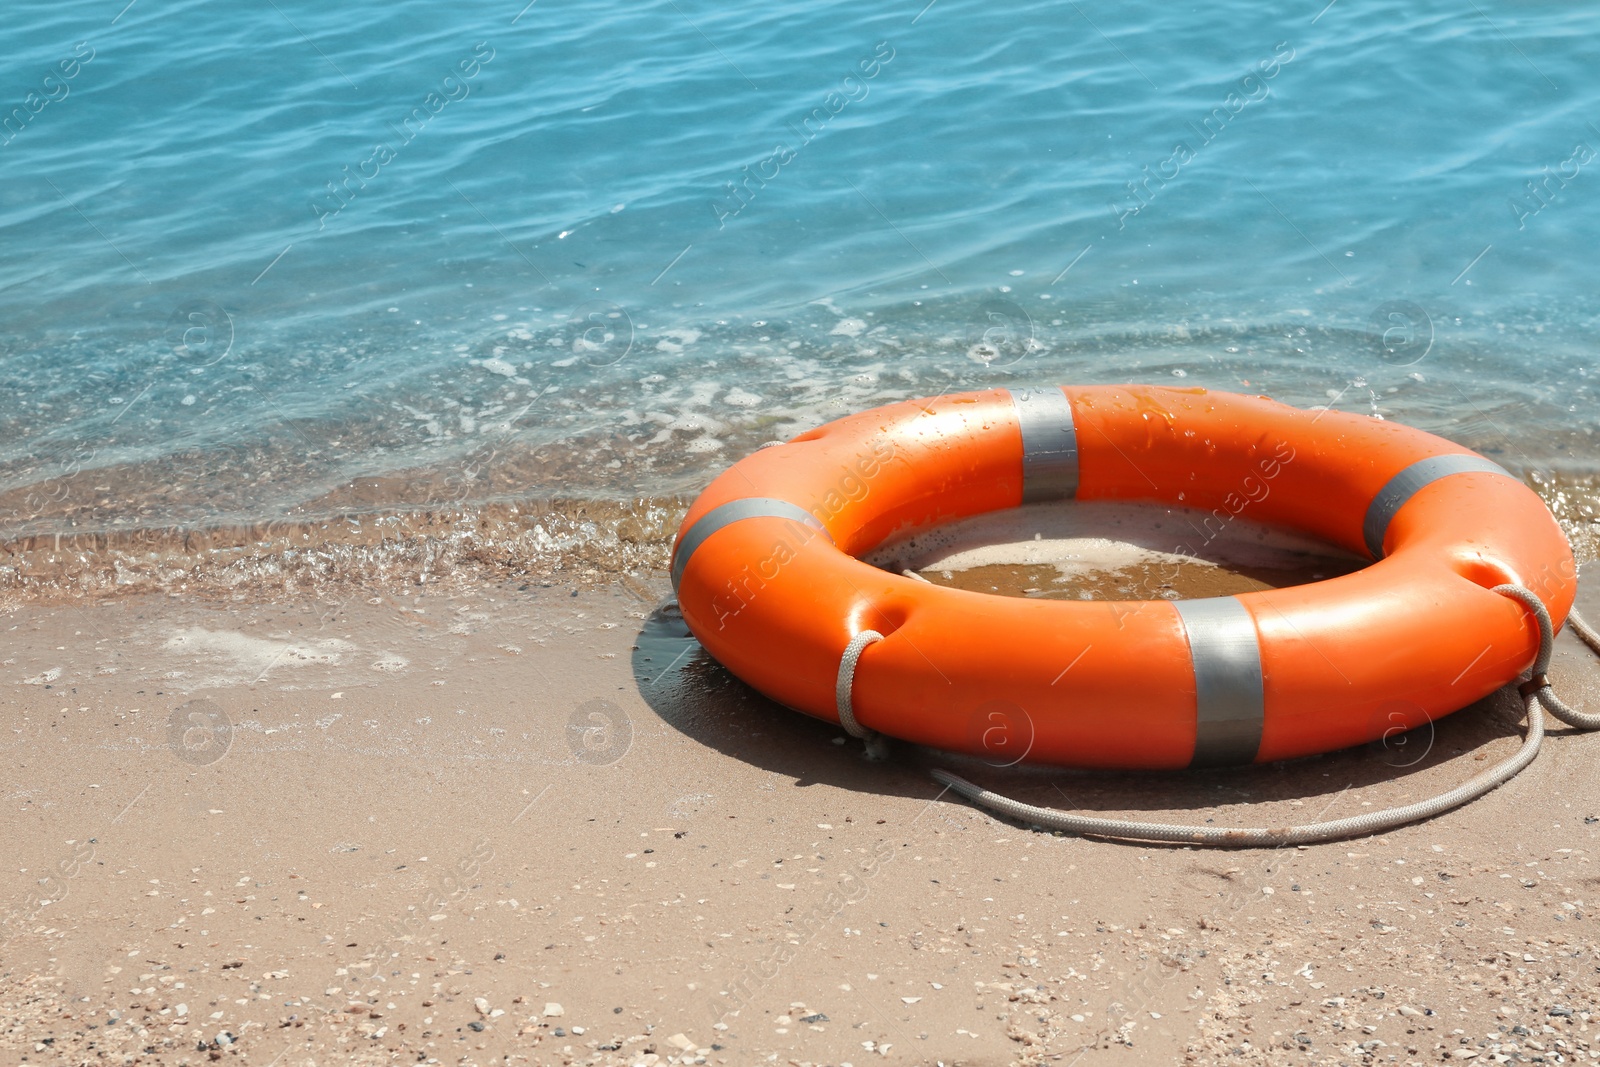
(669, 385), (1576, 769)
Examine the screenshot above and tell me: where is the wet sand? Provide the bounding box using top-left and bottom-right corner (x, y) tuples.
(2, 469), (1596, 611)
(3, 557), (1600, 1066)
(916, 556), (1359, 601)
(0, 497), (686, 611)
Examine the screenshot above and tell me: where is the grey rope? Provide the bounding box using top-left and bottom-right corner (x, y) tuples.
(1570, 608), (1600, 658)
(1498, 586), (1600, 730)
(836, 629), (890, 759)
(931, 583), (1599, 847)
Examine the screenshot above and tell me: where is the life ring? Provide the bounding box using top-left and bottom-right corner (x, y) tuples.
(669, 385), (1576, 769)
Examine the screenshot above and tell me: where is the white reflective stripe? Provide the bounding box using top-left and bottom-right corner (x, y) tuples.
(1010, 387), (1079, 502)
(1362, 454), (1513, 559)
(669, 498), (828, 592)
(1174, 597), (1265, 768)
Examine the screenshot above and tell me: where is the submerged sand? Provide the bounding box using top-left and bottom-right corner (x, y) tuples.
(865, 501), (1368, 601)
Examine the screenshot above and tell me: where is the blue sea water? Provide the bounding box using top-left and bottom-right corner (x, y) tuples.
(1, 0), (1598, 540)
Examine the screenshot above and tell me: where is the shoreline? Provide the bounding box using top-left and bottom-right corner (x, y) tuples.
(1, 467), (1596, 610)
(0, 497), (687, 611)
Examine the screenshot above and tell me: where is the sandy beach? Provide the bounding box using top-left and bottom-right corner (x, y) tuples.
(3, 539), (1599, 1066)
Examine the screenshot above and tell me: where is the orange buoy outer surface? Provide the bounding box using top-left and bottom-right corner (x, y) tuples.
(669, 385), (1576, 769)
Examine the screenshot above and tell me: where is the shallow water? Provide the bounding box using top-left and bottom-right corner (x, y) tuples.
(866, 501), (1367, 601)
(2, 1), (1599, 570)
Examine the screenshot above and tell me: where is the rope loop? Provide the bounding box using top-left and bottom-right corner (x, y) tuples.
(1495, 584), (1600, 731)
(835, 629), (884, 741)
